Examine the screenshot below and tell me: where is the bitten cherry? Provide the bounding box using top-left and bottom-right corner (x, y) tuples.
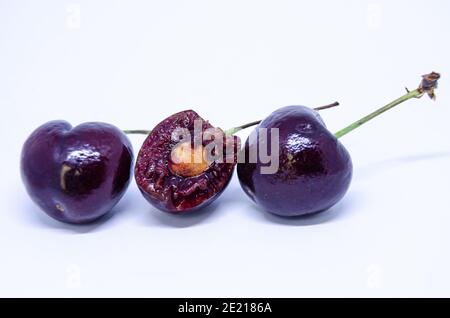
(134, 110), (239, 213)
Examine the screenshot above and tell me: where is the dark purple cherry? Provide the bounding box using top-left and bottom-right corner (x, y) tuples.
(237, 72), (440, 217)
(21, 121), (133, 224)
(134, 110), (239, 213)
(238, 106), (352, 216)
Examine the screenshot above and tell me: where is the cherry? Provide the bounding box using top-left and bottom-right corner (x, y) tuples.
(237, 72), (440, 217)
(21, 121), (133, 224)
(238, 105), (352, 216)
(134, 110), (239, 213)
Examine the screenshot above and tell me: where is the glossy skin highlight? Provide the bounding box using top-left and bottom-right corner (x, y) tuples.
(21, 121), (133, 224)
(237, 106), (352, 217)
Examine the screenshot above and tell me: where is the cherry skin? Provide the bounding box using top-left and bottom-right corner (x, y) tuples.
(21, 121), (133, 224)
(135, 110), (239, 213)
(237, 106), (352, 217)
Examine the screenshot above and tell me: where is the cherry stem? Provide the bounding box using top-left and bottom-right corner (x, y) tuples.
(334, 72), (440, 139)
(314, 101), (340, 111)
(123, 73), (440, 138)
(224, 101), (339, 135)
(123, 102), (339, 136)
(123, 129), (152, 135)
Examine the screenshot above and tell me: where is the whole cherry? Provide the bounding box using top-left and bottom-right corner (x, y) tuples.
(21, 121), (133, 224)
(238, 105), (352, 216)
(237, 72), (440, 217)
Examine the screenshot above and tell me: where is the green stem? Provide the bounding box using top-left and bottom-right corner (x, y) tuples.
(224, 120), (261, 136)
(123, 73), (440, 140)
(334, 89), (421, 138)
(334, 72), (440, 138)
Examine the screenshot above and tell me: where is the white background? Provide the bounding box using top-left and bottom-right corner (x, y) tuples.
(1, 0), (449, 297)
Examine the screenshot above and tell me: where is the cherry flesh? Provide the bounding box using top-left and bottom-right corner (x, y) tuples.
(134, 110), (239, 213)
